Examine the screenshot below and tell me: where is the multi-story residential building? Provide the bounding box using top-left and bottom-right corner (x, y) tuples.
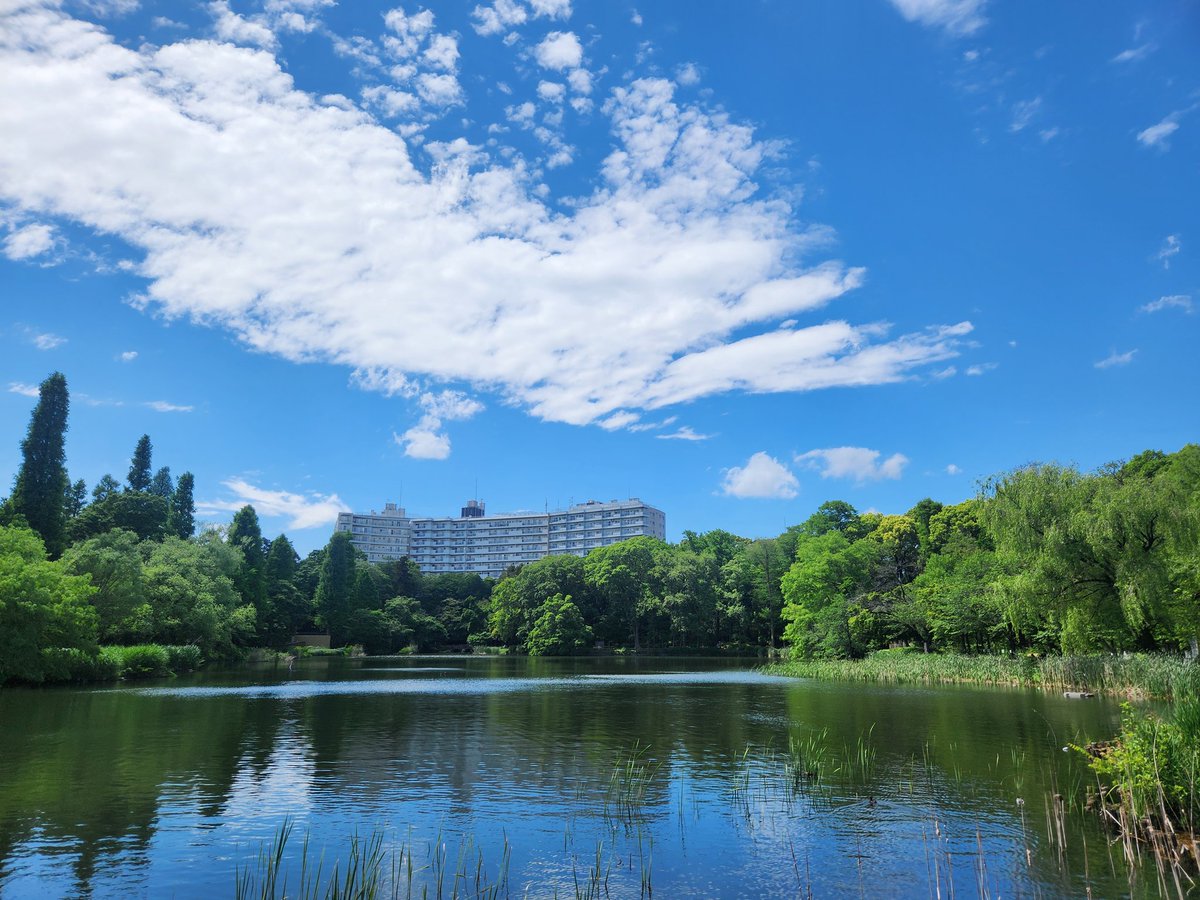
(335, 498), (666, 578)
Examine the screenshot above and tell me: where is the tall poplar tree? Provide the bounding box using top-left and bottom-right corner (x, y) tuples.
(127, 435), (152, 492)
(316, 531), (356, 645)
(8, 372), (70, 558)
(170, 472), (195, 538)
(228, 505), (268, 630)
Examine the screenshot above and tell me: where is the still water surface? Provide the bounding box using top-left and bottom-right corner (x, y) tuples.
(0, 656), (1168, 897)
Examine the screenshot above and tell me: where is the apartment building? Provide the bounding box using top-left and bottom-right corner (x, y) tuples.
(335, 498), (666, 578)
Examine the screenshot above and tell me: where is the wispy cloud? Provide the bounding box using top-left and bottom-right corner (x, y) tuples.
(145, 400), (193, 413)
(1140, 294), (1192, 315)
(198, 478), (351, 530)
(7, 382), (40, 398)
(965, 362), (997, 376)
(887, 0), (987, 36)
(1112, 43), (1155, 64)
(1138, 111), (1188, 149)
(1009, 97), (1042, 133)
(27, 330), (66, 350)
(1156, 234), (1181, 268)
(795, 446), (909, 482)
(946, 463), (962, 475)
(655, 425), (711, 441)
(1095, 349), (1137, 369)
(721, 452), (799, 499)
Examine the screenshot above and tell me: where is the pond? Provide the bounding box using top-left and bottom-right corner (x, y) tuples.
(0, 656), (1171, 897)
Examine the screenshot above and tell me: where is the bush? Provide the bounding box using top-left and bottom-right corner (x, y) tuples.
(39, 647), (121, 683)
(110, 644), (171, 679)
(164, 644), (203, 673)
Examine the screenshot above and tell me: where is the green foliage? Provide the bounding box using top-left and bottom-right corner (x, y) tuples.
(315, 531), (356, 645)
(150, 466), (173, 498)
(8, 373), (70, 558)
(0, 524), (97, 684)
(170, 472), (196, 539)
(127, 434), (153, 492)
(69, 491), (169, 543)
(65, 478), (88, 519)
(526, 593), (593, 655)
(62, 528), (146, 643)
(108, 644), (172, 678)
(91, 474), (120, 503)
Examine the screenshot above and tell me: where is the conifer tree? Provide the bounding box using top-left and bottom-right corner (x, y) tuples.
(91, 474), (120, 503)
(150, 466), (173, 498)
(9, 372), (70, 557)
(316, 531), (356, 644)
(170, 472), (195, 539)
(65, 478), (88, 518)
(127, 434), (152, 492)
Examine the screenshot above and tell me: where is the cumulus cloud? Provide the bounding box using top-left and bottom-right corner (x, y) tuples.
(888, 0), (987, 36)
(4, 223), (56, 260)
(210, 0), (277, 49)
(675, 63), (700, 86)
(471, 0), (527, 36)
(396, 389), (484, 459)
(8, 382), (40, 398)
(721, 452), (799, 499)
(119, 350), (139, 361)
(0, 6), (971, 436)
(1095, 349), (1136, 369)
(534, 31), (583, 70)
(145, 400), (194, 412)
(198, 478), (350, 529)
(795, 447), (909, 482)
(946, 463), (962, 475)
(1140, 294), (1192, 314)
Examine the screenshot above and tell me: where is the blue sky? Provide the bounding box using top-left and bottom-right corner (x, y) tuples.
(1, 0), (1197, 554)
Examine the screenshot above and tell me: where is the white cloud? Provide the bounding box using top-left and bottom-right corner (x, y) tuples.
(630, 9), (642, 26)
(119, 350), (138, 361)
(145, 400), (194, 412)
(655, 425), (711, 441)
(946, 463), (962, 475)
(28, 331), (66, 350)
(210, 1), (277, 49)
(528, 0), (572, 19)
(1112, 44), (1154, 64)
(721, 452), (799, 499)
(471, 0), (527, 36)
(1140, 294), (1192, 314)
(8, 382), (40, 398)
(795, 447), (909, 482)
(675, 63), (700, 87)
(888, 0), (987, 36)
(198, 478), (350, 529)
(4, 223), (55, 260)
(1095, 349), (1137, 369)
(1156, 234), (1181, 268)
(1009, 97), (1041, 133)
(362, 84), (419, 117)
(0, 8), (971, 434)
(567, 67), (592, 95)
(537, 80), (566, 103)
(396, 389), (483, 459)
(1138, 115), (1180, 149)
(965, 362), (996, 376)
(534, 31), (583, 70)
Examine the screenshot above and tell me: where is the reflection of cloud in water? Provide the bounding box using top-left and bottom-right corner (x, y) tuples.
(134, 671), (789, 700)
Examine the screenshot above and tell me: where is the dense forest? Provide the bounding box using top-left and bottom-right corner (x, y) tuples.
(2, 372), (1198, 685)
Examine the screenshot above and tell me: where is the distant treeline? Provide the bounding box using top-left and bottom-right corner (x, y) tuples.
(2, 372), (1198, 685)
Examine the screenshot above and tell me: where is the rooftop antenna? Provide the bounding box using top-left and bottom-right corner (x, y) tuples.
(474, 477), (478, 501)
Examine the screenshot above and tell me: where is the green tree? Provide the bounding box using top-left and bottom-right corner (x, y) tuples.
(68, 491), (169, 543)
(780, 530), (881, 658)
(315, 532), (356, 645)
(7, 373), (70, 558)
(227, 505), (268, 636)
(584, 537), (663, 649)
(91, 474), (120, 503)
(62, 529), (147, 644)
(149, 466), (173, 498)
(170, 472), (196, 539)
(0, 524), (98, 684)
(526, 593), (593, 656)
(126, 435), (152, 492)
(65, 478), (88, 519)
(263, 534), (307, 646)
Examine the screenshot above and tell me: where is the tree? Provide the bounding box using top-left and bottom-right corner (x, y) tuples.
(91, 474), (121, 503)
(526, 593), (593, 656)
(127, 435), (152, 492)
(62, 529), (146, 644)
(170, 472), (196, 539)
(780, 530), (881, 658)
(584, 537), (663, 649)
(315, 532), (356, 645)
(227, 505), (267, 617)
(0, 524), (98, 684)
(489, 554), (590, 648)
(68, 491), (169, 543)
(65, 478), (88, 519)
(7, 373), (70, 558)
(149, 467), (173, 498)
(263, 534), (307, 646)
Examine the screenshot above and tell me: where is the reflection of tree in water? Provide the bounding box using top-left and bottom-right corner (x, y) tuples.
(0, 687), (276, 894)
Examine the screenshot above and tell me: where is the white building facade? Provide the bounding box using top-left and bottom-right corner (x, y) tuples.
(335, 498), (667, 579)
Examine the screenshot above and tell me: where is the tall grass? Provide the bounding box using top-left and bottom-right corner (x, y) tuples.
(765, 652), (1200, 700)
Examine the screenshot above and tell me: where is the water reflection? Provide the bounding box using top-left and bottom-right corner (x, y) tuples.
(0, 656), (1157, 898)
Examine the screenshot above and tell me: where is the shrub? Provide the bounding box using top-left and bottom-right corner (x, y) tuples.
(164, 644), (203, 673)
(39, 647), (121, 683)
(111, 644), (171, 679)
